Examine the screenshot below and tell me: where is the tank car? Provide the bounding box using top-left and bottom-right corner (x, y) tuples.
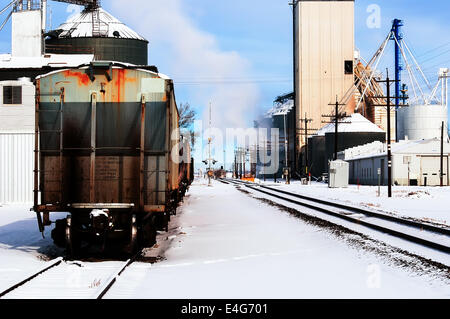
(33, 62), (191, 257)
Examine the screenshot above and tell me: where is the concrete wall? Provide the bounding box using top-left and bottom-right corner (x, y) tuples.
(294, 0), (355, 150)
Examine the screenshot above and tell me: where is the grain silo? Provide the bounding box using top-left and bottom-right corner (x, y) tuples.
(45, 0), (148, 65)
(398, 68), (449, 140)
(293, 0), (355, 151)
(397, 104), (448, 140)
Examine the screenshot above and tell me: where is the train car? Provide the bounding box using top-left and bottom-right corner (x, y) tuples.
(177, 135), (192, 200)
(33, 62), (190, 256)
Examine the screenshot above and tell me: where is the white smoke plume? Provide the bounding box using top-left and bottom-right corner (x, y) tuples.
(108, 0), (261, 131)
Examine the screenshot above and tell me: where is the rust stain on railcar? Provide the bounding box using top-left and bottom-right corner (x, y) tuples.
(114, 69), (127, 103)
(63, 70), (90, 86)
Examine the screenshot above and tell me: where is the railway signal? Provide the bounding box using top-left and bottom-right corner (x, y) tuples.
(203, 102), (216, 186)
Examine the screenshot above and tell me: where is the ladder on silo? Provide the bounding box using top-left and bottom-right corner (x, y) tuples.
(92, 8), (101, 37)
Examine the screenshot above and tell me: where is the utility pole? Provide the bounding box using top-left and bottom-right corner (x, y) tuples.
(441, 121), (445, 187)
(324, 96), (349, 161)
(282, 112), (290, 184)
(373, 69), (408, 198)
(202, 102), (217, 186)
(297, 113), (316, 177)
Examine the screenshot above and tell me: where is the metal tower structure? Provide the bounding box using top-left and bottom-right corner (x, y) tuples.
(390, 19), (404, 141)
(52, 0), (98, 8)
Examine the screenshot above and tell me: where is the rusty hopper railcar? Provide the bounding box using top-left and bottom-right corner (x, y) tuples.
(34, 62), (186, 256)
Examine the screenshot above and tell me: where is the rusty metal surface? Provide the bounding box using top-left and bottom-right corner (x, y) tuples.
(35, 64), (178, 212)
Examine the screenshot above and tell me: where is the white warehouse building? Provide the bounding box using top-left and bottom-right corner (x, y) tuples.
(0, 78), (35, 203)
(341, 138), (450, 186)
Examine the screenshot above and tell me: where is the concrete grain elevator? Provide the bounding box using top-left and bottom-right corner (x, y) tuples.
(293, 0), (355, 171)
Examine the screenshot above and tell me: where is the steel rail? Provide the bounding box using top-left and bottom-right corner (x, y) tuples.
(227, 179), (449, 235)
(0, 257), (64, 298)
(225, 179), (450, 254)
(0, 252), (141, 299)
(95, 252), (141, 299)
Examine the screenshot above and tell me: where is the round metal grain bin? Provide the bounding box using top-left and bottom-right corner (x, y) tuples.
(45, 7), (148, 65)
(397, 104), (448, 140)
(46, 37), (148, 66)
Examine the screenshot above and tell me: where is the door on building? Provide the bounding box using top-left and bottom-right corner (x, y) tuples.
(420, 156), (448, 186)
(380, 158), (385, 186)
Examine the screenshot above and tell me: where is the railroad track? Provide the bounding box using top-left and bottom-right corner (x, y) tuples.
(0, 253), (141, 299)
(224, 178), (450, 254)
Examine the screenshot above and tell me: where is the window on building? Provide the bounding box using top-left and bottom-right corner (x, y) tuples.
(344, 60), (353, 75)
(3, 86), (22, 105)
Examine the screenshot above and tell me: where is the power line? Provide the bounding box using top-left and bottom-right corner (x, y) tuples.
(416, 40), (450, 59)
(419, 48), (450, 65)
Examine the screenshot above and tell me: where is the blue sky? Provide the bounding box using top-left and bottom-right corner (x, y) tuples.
(1, 1), (449, 113)
(1, 0), (449, 166)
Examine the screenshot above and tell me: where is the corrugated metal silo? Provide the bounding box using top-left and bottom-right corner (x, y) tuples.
(398, 104), (448, 140)
(45, 7), (148, 65)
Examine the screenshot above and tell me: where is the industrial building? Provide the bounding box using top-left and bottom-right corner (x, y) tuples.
(293, 0), (355, 165)
(308, 113), (386, 178)
(342, 139), (450, 186)
(253, 96), (295, 180)
(45, 6), (148, 65)
(0, 78), (35, 203)
(0, 0), (152, 82)
(0, 78), (35, 131)
(0, 0), (152, 203)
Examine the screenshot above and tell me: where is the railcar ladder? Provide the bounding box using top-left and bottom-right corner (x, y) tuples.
(34, 88), (65, 233)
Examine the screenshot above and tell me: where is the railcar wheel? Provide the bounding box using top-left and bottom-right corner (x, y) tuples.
(140, 215), (157, 248)
(52, 219), (67, 248)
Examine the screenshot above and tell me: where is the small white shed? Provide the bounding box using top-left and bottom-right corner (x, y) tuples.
(328, 160), (349, 188)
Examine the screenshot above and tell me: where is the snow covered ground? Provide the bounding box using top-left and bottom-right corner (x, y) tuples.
(0, 204), (64, 292)
(0, 179), (448, 299)
(107, 179), (450, 299)
(258, 180), (450, 227)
